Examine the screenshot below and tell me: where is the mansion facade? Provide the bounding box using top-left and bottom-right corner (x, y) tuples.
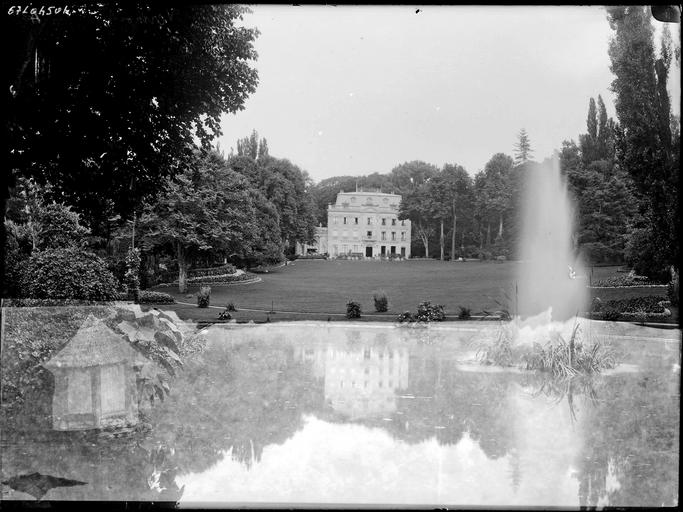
(297, 191), (412, 259)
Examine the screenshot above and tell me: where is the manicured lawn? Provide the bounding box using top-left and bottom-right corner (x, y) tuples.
(152, 260), (671, 323)
(155, 260), (518, 317)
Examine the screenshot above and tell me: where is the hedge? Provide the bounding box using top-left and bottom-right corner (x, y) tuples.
(138, 291), (176, 304)
(2, 298), (118, 307)
(20, 248), (119, 301)
(112, 290), (176, 304)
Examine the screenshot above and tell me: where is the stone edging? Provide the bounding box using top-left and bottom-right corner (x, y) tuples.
(186, 277), (262, 286)
(156, 276), (262, 287)
(588, 284), (667, 289)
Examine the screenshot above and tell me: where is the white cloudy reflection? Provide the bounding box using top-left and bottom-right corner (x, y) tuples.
(177, 390), (581, 506)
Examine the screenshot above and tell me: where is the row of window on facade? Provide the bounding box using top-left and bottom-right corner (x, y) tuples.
(336, 379), (396, 389)
(331, 230), (406, 241)
(332, 231), (406, 242)
(332, 244), (407, 253)
(333, 216), (406, 226)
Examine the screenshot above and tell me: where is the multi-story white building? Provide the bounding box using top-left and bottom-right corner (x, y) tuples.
(297, 191), (412, 259)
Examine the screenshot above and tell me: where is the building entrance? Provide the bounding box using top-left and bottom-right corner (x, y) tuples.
(365, 246), (373, 257)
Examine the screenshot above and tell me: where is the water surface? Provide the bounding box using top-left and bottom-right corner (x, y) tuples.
(1, 321), (679, 507)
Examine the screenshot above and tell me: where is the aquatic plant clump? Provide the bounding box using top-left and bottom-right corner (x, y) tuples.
(521, 331), (616, 378)
(476, 325), (515, 367)
(477, 323), (617, 377)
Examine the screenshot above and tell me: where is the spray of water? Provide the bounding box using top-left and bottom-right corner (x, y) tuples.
(514, 157), (589, 343)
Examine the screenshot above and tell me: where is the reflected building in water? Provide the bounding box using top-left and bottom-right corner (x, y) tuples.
(294, 329), (409, 420)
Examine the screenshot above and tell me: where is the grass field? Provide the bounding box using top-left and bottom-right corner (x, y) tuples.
(152, 260), (672, 323)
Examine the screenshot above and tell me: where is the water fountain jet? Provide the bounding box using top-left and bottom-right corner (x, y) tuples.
(513, 157), (589, 345)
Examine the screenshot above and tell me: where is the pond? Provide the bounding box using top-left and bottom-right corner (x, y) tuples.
(1, 319), (679, 507)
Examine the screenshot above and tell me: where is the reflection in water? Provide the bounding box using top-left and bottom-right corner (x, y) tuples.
(177, 415), (575, 506)
(293, 330), (409, 420)
(1, 321), (679, 506)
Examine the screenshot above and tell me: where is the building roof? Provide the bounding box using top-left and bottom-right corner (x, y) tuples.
(44, 314), (147, 369)
(337, 191), (401, 197)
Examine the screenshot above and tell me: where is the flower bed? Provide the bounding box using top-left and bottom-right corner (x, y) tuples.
(590, 295), (671, 321)
(188, 264), (237, 278)
(590, 273), (664, 288)
(592, 295), (668, 314)
(184, 272), (258, 284)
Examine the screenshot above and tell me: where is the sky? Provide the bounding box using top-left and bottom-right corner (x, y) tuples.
(217, 5), (681, 182)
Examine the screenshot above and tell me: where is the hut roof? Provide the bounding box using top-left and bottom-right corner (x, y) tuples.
(44, 314), (147, 369)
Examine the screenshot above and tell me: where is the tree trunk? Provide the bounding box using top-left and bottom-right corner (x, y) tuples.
(486, 223), (491, 246)
(440, 219), (444, 261)
(498, 214), (504, 238)
(421, 232), (429, 258)
(177, 242), (188, 294)
(451, 201), (457, 261)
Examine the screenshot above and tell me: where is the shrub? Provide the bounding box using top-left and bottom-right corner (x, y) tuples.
(602, 308), (621, 321)
(218, 308), (232, 320)
(416, 301), (445, 322)
(591, 297), (603, 312)
(20, 247), (119, 301)
(396, 311), (415, 323)
(197, 286), (211, 308)
(346, 301), (361, 319)
(226, 302), (237, 311)
(458, 306), (472, 320)
(372, 290), (389, 312)
(478, 250), (492, 261)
